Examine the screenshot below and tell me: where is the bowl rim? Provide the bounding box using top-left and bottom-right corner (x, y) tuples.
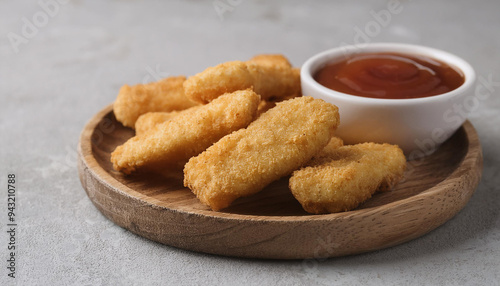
(301, 42), (476, 106)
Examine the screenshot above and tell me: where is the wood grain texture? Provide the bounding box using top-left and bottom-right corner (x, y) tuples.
(77, 104), (483, 259)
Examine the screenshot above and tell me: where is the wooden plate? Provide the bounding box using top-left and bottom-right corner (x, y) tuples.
(78, 104), (483, 259)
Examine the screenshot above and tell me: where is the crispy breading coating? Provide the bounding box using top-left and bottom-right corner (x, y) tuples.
(111, 89), (260, 174)
(255, 100), (277, 118)
(289, 143), (406, 214)
(247, 54), (292, 68)
(183, 59), (301, 104)
(135, 112), (179, 136)
(247, 54), (302, 101)
(134, 105), (203, 136)
(320, 136), (344, 155)
(184, 96), (340, 211)
(113, 76), (199, 128)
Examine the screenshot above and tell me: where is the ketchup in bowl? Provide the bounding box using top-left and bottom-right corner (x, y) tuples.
(313, 52), (465, 99)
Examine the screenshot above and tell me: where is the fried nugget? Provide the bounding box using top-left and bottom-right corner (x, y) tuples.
(255, 100), (276, 118)
(184, 96), (340, 211)
(134, 112), (179, 136)
(111, 89), (260, 174)
(247, 55), (302, 101)
(320, 136), (344, 155)
(134, 105), (203, 136)
(183, 59), (301, 104)
(113, 76), (199, 128)
(248, 54), (301, 99)
(289, 143), (406, 214)
(247, 54), (292, 68)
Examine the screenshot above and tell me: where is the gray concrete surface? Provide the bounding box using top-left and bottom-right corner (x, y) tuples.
(1, 0), (499, 285)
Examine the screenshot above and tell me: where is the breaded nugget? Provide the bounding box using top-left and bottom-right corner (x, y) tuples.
(114, 76), (199, 128)
(247, 54), (301, 101)
(248, 55), (302, 99)
(134, 112), (179, 136)
(111, 89), (260, 174)
(248, 54), (301, 100)
(289, 143), (406, 214)
(134, 105), (203, 136)
(247, 54), (292, 68)
(279, 67), (302, 98)
(319, 136), (344, 155)
(183, 60), (301, 104)
(255, 100), (276, 118)
(255, 89), (303, 118)
(184, 96), (340, 211)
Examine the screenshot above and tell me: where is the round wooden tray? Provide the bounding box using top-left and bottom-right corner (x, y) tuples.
(78, 104), (483, 259)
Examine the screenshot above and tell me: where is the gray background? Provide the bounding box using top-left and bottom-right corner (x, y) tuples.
(1, 0), (499, 285)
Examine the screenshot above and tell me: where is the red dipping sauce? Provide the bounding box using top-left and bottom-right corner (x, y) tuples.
(313, 52), (465, 99)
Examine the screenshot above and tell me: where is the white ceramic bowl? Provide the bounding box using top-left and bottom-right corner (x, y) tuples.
(301, 43), (476, 159)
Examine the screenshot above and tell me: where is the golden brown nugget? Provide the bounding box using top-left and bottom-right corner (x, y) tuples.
(255, 100), (276, 118)
(248, 54), (301, 101)
(255, 90), (303, 118)
(111, 89), (261, 174)
(134, 105), (204, 136)
(288, 68), (302, 98)
(135, 112), (179, 136)
(184, 96), (340, 211)
(319, 136), (344, 155)
(114, 76), (199, 128)
(248, 54), (301, 99)
(247, 54), (292, 68)
(183, 60), (301, 104)
(248, 55), (301, 99)
(289, 143), (406, 214)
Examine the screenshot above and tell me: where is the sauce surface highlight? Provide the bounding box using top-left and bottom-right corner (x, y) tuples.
(314, 52), (464, 99)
